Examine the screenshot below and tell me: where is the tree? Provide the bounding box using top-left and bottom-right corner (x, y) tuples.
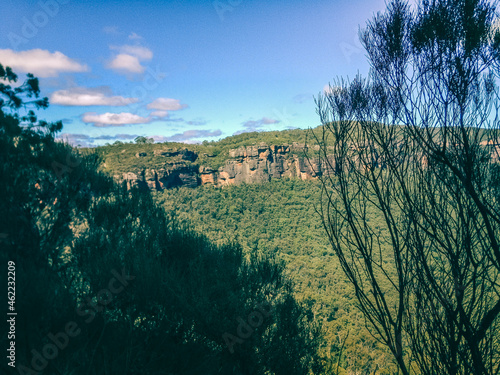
(70, 191), (324, 374)
(134, 135), (147, 144)
(313, 0), (500, 374)
(134, 136), (154, 144)
(0, 64), (61, 137)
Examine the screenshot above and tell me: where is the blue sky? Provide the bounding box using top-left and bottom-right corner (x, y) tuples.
(0, 0), (387, 146)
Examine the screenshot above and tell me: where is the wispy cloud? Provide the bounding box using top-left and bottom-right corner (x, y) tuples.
(157, 129), (222, 142)
(82, 111), (167, 127)
(51, 86), (139, 106)
(160, 117), (207, 126)
(128, 32), (143, 41)
(240, 117), (280, 132)
(185, 119), (207, 126)
(164, 117), (185, 123)
(0, 49), (88, 78)
(103, 26), (120, 35)
(147, 98), (188, 111)
(58, 132), (138, 147)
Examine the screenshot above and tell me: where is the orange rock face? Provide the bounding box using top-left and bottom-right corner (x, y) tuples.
(218, 171), (235, 186)
(201, 173), (216, 185)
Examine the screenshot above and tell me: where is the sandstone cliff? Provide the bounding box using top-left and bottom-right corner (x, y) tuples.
(115, 143), (334, 190)
(112, 139), (500, 191)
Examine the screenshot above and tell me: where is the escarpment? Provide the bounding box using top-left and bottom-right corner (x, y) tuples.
(104, 136), (500, 191)
(112, 143), (335, 191)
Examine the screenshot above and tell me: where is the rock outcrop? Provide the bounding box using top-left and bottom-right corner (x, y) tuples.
(119, 163), (200, 191)
(115, 143), (336, 191)
(216, 144), (332, 187)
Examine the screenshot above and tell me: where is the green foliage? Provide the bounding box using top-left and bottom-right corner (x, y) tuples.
(155, 180), (398, 373)
(94, 141), (198, 175)
(317, 0), (500, 373)
(71, 189), (323, 374)
(0, 64), (115, 375)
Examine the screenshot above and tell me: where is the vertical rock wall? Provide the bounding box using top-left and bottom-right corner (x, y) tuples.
(117, 143), (336, 190)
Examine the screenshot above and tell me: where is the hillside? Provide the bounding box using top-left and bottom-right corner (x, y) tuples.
(154, 179), (396, 373)
(93, 127), (331, 190)
(95, 124), (500, 192)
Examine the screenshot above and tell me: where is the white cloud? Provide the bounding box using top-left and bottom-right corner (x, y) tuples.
(110, 45), (153, 60)
(147, 98), (188, 111)
(107, 45), (153, 75)
(82, 112), (152, 127)
(0, 49), (88, 78)
(108, 54), (145, 74)
(51, 87), (139, 106)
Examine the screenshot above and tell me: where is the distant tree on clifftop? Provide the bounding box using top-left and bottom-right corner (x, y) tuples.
(134, 135), (154, 144)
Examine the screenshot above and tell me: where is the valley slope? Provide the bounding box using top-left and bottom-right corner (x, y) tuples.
(95, 128), (332, 190)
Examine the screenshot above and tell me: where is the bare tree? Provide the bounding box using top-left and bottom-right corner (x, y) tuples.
(313, 0), (500, 374)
